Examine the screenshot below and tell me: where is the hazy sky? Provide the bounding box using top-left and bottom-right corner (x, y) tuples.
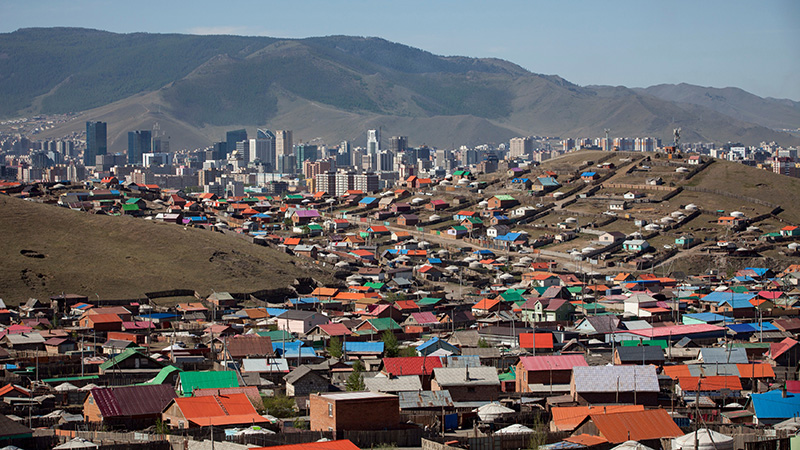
(2, 0), (799, 100)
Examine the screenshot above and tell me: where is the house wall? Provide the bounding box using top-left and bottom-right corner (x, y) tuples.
(83, 393), (103, 423)
(162, 403), (189, 429)
(575, 391), (658, 406)
(287, 375), (329, 397)
(430, 381), (498, 402)
(309, 395), (401, 432)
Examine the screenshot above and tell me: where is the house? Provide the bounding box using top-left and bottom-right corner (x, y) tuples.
(162, 393), (266, 429)
(291, 209), (321, 225)
(365, 375), (423, 394)
(472, 298), (504, 316)
(416, 337), (460, 357)
(518, 333), (554, 352)
(44, 337), (77, 355)
(84, 384), (176, 428)
(276, 310), (330, 335)
(516, 354), (588, 393)
(447, 226), (468, 238)
(0, 333), (45, 351)
(426, 199), (448, 211)
(80, 313), (123, 332)
(486, 225), (511, 238)
(452, 210), (477, 221)
(486, 195), (518, 210)
(431, 366), (500, 402)
(382, 356), (443, 389)
(579, 409), (683, 445)
(571, 365), (659, 406)
(358, 197), (379, 208)
(225, 335), (274, 360)
(767, 338), (800, 366)
(284, 366), (330, 397)
(609, 200), (627, 211)
(623, 191), (645, 200)
(397, 214), (419, 226)
(675, 235), (695, 248)
(688, 155), (702, 165)
(307, 323), (352, 341)
(580, 172), (599, 182)
(344, 341), (385, 358)
(718, 216), (742, 227)
(613, 346), (665, 365)
(355, 318), (402, 335)
(622, 239), (650, 252)
(533, 176), (560, 192)
(781, 226), (800, 237)
(522, 271), (561, 288)
(417, 265), (443, 281)
(599, 231), (626, 244)
(98, 348), (166, 376)
(309, 392), (401, 431)
(177, 370), (239, 396)
(751, 390), (800, 425)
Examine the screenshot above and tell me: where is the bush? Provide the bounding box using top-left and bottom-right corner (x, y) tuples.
(261, 395), (297, 418)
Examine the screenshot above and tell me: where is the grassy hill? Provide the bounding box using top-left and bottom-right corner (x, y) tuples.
(0, 195), (334, 306)
(5, 28), (800, 148)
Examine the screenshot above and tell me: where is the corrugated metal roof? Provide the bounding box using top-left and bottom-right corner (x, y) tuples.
(678, 375), (742, 391)
(178, 371), (238, 395)
(589, 409), (683, 443)
(572, 365), (659, 393)
(432, 366), (499, 387)
(175, 393), (264, 426)
(752, 390), (800, 420)
(383, 356), (443, 376)
(398, 390), (454, 409)
(344, 341), (384, 354)
(91, 384), (176, 418)
(551, 405), (644, 432)
(615, 346), (664, 363)
(518, 355), (588, 372)
(242, 358), (289, 373)
(700, 347), (748, 364)
(364, 375), (422, 393)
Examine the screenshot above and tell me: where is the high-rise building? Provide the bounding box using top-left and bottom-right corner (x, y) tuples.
(354, 172), (379, 193)
(367, 129), (380, 154)
(152, 136), (169, 154)
(315, 171), (337, 195)
(127, 130), (152, 165)
(275, 130), (293, 158)
(509, 137), (533, 159)
(254, 129), (276, 171)
(295, 143), (318, 172)
(390, 136), (407, 154)
(225, 129), (247, 159)
(85, 121), (107, 167)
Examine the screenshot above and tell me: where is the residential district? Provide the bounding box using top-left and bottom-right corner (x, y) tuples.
(0, 121), (800, 449)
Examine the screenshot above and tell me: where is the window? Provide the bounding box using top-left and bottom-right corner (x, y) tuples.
(328, 403), (333, 417)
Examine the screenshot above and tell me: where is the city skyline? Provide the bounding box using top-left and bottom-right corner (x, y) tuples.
(1, 0), (798, 101)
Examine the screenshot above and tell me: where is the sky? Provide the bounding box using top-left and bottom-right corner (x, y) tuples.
(2, 0), (799, 100)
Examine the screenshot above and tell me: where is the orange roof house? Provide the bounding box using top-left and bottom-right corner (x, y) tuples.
(551, 405), (644, 432)
(252, 440), (361, 450)
(162, 393), (266, 429)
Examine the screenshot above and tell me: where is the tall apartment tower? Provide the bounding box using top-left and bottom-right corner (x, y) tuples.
(509, 137), (533, 159)
(367, 129), (380, 154)
(127, 130), (152, 165)
(390, 136), (408, 154)
(225, 129), (247, 159)
(253, 129), (276, 170)
(85, 121), (107, 167)
(275, 130), (293, 157)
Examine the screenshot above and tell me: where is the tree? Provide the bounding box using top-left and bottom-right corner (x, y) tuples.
(346, 360), (366, 391)
(478, 338), (490, 348)
(328, 337), (343, 358)
(261, 395), (298, 418)
(382, 330), (399, 357)
(384, 292), (407, 304)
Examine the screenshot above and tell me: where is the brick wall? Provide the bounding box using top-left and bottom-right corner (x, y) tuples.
(310, 394), (401, 432)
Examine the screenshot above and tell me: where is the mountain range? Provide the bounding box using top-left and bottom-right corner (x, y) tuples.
(1, 27), (798, 150)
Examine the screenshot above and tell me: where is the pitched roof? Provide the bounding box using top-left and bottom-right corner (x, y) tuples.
(551, 405), (644, 432)
(572, 365), (659, 393)
(178, 371), (238, 395)
(678, 376), (742, 391)
(589, 409), (683, 444)
(226, 335), (274, 359)
(518, 355), (588, 372)
(432, 366), (500, 387)
(383, 356), (443, 376)
(90, 384), (176, 418)
(173, 393), (264, 426)
(615, 345), (665, 363)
